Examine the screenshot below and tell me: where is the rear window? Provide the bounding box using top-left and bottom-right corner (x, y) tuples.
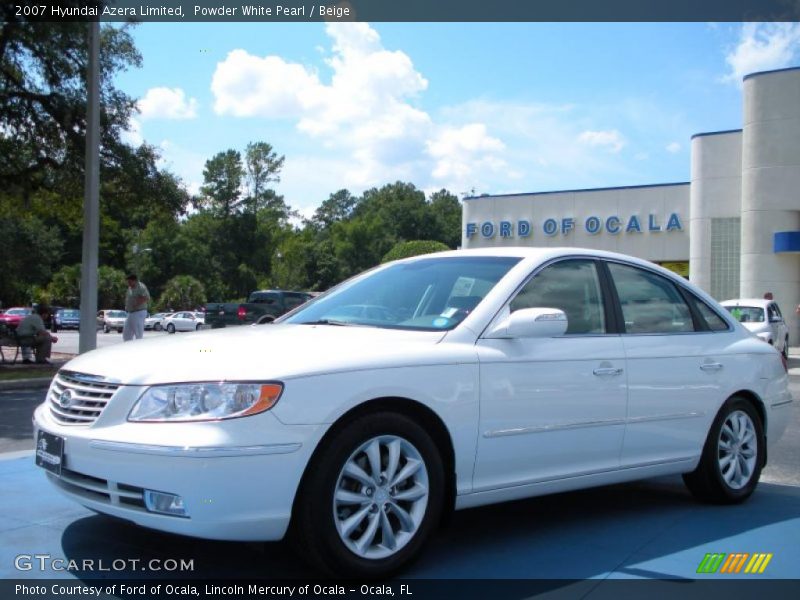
(725, 306), (764, 323)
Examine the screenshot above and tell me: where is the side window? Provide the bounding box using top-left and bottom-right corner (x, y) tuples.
(686, 293), (730, 332)
(510, 259), (606, 334)
(608, 262), (694, 334)
(768, 304), (781, 321)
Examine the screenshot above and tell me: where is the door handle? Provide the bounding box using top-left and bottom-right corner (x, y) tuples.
(593, 367), (623, 376)
(700, 362), (723, 372)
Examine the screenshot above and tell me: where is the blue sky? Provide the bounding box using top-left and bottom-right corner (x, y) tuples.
(116, 22), (800, 217)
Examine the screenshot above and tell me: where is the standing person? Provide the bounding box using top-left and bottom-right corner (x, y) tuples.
(17, 305), (58, 364)
(123, 273), (150, 341)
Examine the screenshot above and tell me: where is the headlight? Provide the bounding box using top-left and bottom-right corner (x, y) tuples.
(128, 382), (283, 422)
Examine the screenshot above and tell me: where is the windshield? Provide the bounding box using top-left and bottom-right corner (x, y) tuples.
(725, 306), (765, 323)
(7, 308), (30, 315)
(59, 310), (79, 318)
(108, 311), (127, 318)
(283, 256), (521, 331)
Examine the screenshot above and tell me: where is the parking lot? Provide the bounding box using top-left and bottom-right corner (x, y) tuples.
(1, 358), (798, 585)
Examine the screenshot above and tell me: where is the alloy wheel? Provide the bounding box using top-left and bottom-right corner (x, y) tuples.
(717, 410), (757, 490)
(332, 435), (429, 560)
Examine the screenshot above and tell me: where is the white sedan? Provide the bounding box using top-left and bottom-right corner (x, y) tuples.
(720, 298), (790, 359)
(33, 248), (792, 577)
(162, 311), (204, 333)
(144, 312), (171, 331)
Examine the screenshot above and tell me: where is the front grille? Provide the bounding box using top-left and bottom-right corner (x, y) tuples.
(48, 371), (120, 425)
(48, 467), (147, 511)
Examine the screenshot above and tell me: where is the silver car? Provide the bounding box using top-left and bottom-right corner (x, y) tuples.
(721, 298), (789, 359)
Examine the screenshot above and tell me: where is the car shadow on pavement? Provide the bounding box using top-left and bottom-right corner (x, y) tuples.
(59, 474), (800, 581)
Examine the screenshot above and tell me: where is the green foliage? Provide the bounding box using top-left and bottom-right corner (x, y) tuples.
(157, 275), (207, 311)
(0, 15), (141, 201)
(0, 213), (63, 306)
(97, 266), (128, 309)
(198, 149), (244, 217)
(382, 240), (450, 263)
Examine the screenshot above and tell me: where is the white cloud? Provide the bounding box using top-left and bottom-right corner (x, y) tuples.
(210, 23), (505, 196)
(578, 129), (626, 153)
(666, 141), (681, 153)
(139, 87), (198, 120)
(723, 23), (800, 84)
(427, 124), (506, 181)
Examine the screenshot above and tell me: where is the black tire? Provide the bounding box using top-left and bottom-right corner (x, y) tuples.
(103, 325), (109, 334)
(291, 412), (445, 578)
(195, 323), (201, 331)
(154, 323), (162, 332)
(783, 337), (789, 360)
(683, 396), (765, 504)
(166, 323), (175, 334)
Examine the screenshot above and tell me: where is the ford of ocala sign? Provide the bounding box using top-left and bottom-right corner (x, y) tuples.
(466, 213), (683, 239)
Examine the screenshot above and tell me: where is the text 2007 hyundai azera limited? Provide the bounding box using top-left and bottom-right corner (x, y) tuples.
(34, 248), (792, 577)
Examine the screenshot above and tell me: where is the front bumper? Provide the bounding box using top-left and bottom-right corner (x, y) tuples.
(33, 384), (326, 542)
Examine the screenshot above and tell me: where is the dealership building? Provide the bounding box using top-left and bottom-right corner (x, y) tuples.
(462, 66), (800, 343)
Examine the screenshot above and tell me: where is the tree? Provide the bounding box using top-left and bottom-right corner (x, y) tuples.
(244, 142), (285, 214)
(382, 240), (450, 263)
(0, 11), (142, 203)
(158, 275), (207, 311)
(428, 189), (462, 248)
(312, 189), (357, 229)
(97, 266), (127, 309)
(198, 150), (244, 217)
(0, 213), (63, 306)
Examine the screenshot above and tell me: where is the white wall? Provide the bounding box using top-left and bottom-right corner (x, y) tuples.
(689, 130), (742, 295)
(741, 68), (800, 344)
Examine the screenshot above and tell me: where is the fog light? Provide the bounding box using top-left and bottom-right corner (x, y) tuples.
(144, 490), (188, 517)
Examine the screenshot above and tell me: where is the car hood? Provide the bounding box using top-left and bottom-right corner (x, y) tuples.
(60, 324), (450, 385)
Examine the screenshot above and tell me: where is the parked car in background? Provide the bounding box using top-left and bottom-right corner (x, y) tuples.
(721, 298), (789, 358)
(97, 310), (127, 333)
(0, 307), (32, 329)
(55, 309), (80, 330)
(162, 311), (204, 333)
(144, 312), (171, 331)
(205, 290), (313, 328)
(34, 248), (792, 577)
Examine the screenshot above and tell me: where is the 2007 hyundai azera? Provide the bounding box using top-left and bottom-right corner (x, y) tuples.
(34, 248), (792, 577)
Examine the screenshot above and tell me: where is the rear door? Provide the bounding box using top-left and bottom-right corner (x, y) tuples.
(605, 261), (727, 465)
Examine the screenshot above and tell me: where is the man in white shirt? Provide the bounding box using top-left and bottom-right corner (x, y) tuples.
(123, 273), (150, 341)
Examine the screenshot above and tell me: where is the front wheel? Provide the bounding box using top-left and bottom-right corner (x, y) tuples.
(292, 412), (444, 578)
(154, 323), (162, 332)
(166, 323), (175, 334)
(683, 396), (764, 504)
(783, 337), (789, 360)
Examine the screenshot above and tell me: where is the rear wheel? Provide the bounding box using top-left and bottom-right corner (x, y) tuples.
(292, 412), (444, 578)
(683, 396), (764, 504)
(154, 323), (162, 332)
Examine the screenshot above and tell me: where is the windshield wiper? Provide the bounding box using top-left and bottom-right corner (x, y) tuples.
(298, 319), (361, 326)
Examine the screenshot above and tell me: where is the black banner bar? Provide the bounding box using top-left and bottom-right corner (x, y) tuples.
(6, 0), (800, 23)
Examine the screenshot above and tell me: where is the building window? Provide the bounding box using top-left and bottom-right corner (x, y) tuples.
(710, 217), (740, 301)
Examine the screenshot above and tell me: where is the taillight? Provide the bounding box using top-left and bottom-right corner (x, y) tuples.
(237, 307), (246, 320)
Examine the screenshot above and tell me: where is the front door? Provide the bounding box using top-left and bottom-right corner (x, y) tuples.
(473, 259), (628, 491)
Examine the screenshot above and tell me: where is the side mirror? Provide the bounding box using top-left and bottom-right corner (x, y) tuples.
(485, 307), (568, 339)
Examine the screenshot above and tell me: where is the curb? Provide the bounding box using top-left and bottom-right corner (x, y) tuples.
(0, 378), (52, 391)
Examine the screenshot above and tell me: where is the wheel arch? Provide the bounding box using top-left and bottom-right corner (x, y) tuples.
(290, 396), (457, 528)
